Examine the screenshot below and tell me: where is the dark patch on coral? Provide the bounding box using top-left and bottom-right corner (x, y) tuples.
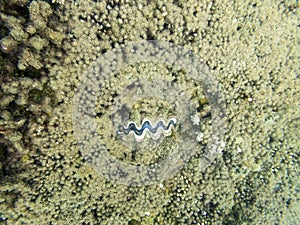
(222, 204), (249, 225)
(128, 219), (141, 225)
(146, 28), (155, 40)
(0, 19), (10, 39)
(0, 140), (23, 181)
(0, 0), (30, 20)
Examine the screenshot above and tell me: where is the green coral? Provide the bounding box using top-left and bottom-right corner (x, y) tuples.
(0, 0), (299, 224)
(0, 0), (65, 70)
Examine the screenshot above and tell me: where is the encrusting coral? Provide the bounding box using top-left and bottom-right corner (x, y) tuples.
(0, 0), (299, 224)
(0, 0), (64, 70)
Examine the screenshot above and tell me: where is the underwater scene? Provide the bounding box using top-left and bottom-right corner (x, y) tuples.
(0, 0), (299, 224)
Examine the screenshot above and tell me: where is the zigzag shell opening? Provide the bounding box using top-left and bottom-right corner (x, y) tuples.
(116, 118), (177, 142)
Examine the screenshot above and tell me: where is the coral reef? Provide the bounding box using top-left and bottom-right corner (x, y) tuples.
(0, 0), (299, 224)
(0, 0), (64, 70)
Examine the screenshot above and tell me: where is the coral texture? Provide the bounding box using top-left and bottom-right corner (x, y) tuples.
(0, 0), (299, 224)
